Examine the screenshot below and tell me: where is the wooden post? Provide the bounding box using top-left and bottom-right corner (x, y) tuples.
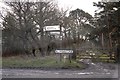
(109, 33), (112, 49)
(101, 33), (104, 50)
(60, 54), (62, 62)
(68, 29), (71, 47)
(59, 25), (62, 62)
(69, 54), (71, 63)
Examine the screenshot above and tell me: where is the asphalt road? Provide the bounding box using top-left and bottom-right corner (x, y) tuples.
(1, 62), (119, 78)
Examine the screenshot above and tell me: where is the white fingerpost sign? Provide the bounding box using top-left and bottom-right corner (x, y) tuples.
(55, 49), (73, 63)
(55, 50), (73, 54)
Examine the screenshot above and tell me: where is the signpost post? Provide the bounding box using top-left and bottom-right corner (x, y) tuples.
(55, 49), (73, 63)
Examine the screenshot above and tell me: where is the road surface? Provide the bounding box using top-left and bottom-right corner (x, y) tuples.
(1, 62), (119, 78)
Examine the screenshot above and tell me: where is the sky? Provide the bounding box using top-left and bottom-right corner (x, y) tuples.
(0, 0), (101, 28)
(57, 0), (101, 16)
(0, 0), (101, 17)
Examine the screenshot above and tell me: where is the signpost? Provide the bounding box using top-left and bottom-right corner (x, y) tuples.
(55, 49), (73, 63)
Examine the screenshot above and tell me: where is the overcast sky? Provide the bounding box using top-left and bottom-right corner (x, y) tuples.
(0, 0), (101, 17)
(57, 0), (101, 16)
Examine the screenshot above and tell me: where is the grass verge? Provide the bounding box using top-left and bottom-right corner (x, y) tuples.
(2, 55), (87, 69)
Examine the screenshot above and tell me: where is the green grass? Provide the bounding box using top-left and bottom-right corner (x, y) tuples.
(2, 55), (86, 69)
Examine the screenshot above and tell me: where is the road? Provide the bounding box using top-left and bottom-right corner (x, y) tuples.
(1, 61), (119, 78)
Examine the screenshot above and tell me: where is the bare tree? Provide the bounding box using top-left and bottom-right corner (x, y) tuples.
(31, 1), (64, 56)
(2, 0), (65, 57)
